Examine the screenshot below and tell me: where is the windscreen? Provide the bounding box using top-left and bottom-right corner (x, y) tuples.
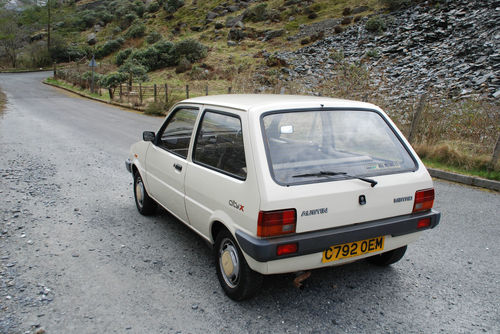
(262, 109), (416, 185)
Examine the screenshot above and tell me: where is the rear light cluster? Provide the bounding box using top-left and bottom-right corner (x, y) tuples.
(413, 188), (435, 213)
(413, 188), (435, 229)
(257, 209), (296, 238)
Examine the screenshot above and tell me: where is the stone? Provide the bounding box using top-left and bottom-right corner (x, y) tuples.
(206, 11), (218, 21)
(86, 33), (97, 45)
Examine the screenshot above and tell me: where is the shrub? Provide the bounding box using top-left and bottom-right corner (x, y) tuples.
(99, 72), (128, 88)
(98, 71), (128, 99)
(147, 2), (160, 13)
(119, 13), (137, 29)
(366, 48), (380, 58)
(126, 23), (146, 38)
(173, 39), (207, 63)
(115, 48), (133, 66)
(80, 10), (97, 29)
(95, 38), (124, 59)
(119, 59), (149, 82)
(381, 0), (411, 10)
(243, 3), (269, 22)
(81, 71), (103, 83)
(146, 30), (162, 44)
(132, 0), (145, 17)
(365, 16), (386, 33)
(97, 11), (114, 24)
(145, 101), (167, 116)
(165, 0), (184, 13)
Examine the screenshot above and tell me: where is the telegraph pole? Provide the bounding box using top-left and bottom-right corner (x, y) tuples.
(47, 0), (51, 52)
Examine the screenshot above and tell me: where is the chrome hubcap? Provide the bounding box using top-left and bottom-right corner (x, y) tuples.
(219, 238), (240, 288)
(135, 177), (144, 209)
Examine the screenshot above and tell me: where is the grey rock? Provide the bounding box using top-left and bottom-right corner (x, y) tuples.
(86, 33), (97, 45)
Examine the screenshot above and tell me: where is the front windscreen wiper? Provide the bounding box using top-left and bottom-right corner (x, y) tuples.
(292, 171), (378, 187)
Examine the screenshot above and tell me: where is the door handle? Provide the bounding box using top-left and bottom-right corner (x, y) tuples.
(173, 163), (182, 171)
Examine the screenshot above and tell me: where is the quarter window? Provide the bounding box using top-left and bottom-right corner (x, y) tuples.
(193, 111), (246, 179)
(157, 108), (199, 158)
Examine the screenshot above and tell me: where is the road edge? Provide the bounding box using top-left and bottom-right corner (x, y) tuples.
(428, 168), (499, 192)
(42, 80), (147, 113)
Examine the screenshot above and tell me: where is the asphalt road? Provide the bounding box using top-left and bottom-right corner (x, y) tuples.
(0, 72), (499, 334)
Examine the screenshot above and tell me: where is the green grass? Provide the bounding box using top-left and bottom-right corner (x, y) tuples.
(45, 77), (110, 101)
(422, 158), (500, 182)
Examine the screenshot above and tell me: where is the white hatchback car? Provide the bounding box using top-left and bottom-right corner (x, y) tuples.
(126, 94), (440, 300)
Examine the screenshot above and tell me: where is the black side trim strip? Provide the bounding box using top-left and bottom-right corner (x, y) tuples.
(236, 209), (441, 262)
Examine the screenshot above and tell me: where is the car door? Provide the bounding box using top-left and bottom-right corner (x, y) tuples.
(145, 106), (199, 223)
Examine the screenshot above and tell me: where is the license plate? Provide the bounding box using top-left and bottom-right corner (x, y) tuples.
(322, 236), (385, 263)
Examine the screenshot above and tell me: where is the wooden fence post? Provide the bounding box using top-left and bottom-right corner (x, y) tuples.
(53, 62), (57, 79)
(139, 83), (143, 104)
(186, 84), (189, 99)
(119, 84), (123, 102)
(408, 93), (427, 144)
(154, 84), (157, 103)
(491, 133), (500, 166)
(165, 84), (168, 104)
(205, 85), (208, 96)
(228, 87), (232, 94)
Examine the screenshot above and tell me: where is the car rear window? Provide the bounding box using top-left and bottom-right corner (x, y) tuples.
(262, 109), (416, 185)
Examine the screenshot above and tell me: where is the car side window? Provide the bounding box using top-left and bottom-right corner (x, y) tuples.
(193, 111), (247, 179)
(157, 108), (199, 159)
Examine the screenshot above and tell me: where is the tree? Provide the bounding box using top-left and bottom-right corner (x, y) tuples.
(99, 72), (128, 100)
(0, 12), (27, 68)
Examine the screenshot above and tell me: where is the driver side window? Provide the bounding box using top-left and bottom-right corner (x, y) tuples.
(157, 108), (199, 159)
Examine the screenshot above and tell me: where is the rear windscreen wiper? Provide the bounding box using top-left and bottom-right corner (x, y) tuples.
(292, 171), (378, 187)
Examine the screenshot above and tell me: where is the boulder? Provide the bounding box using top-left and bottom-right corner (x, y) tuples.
(86, 33), (97, 45)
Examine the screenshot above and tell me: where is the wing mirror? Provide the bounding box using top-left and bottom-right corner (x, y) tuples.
(143, 131), (155, 142)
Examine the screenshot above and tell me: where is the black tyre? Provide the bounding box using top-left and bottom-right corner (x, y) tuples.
(367, 246), (407, 266)
(214, 229), (262, 301)
(133, 171), (157, 215)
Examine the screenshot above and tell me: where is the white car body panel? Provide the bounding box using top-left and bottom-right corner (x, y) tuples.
(127, 95), (440, 275)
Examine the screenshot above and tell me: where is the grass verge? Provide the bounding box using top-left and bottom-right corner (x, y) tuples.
(422, 158), (500, 182)
(0, 88), (6, 112)
(45, 77), (110, 102)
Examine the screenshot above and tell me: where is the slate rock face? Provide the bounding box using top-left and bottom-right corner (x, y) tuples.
(274, 0), (500, 100)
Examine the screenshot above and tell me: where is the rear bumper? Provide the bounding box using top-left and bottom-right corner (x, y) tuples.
(125, 159), (132, 173)
(236, 209), (440, 262)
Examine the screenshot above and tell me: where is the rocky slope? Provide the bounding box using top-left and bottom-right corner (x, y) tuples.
(274, 0), (500, 101)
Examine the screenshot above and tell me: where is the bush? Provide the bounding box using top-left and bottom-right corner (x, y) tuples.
(119, 13), (137, 29)
(95, 38), (124, 59)
(174, 39), (207, 63)
(365, 16), (386, 33)
(146, 30), (162, 44)
(126, 23), (146, 38)
(119, 59), (149, 82)
(132, 0), (145, 17)
(98, 12), (114, 24)
(115, 48), (133, 66)
(99, 72), (128, 88)
(165, 0), (184, 13)
(146, 2), (160, 13)
(145, 101), (167, 116)
(243, 3), (269, 22)
(81, 71), (103, 83)
(381, 0), (411, 10)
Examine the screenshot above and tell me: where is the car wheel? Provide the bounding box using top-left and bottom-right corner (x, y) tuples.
(367, 246), (407, 266)
(133, 171), (156, 215)
(215, 229), (262, 301)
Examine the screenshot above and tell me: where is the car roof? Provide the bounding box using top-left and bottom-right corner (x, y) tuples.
(180, 94), (380, 113)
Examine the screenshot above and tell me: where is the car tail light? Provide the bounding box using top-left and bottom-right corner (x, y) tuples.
(277, 243), (298, 256)
(413, 188), (434, 213)
(417, 218), (431, 229)
(257, 209), (296, 237)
